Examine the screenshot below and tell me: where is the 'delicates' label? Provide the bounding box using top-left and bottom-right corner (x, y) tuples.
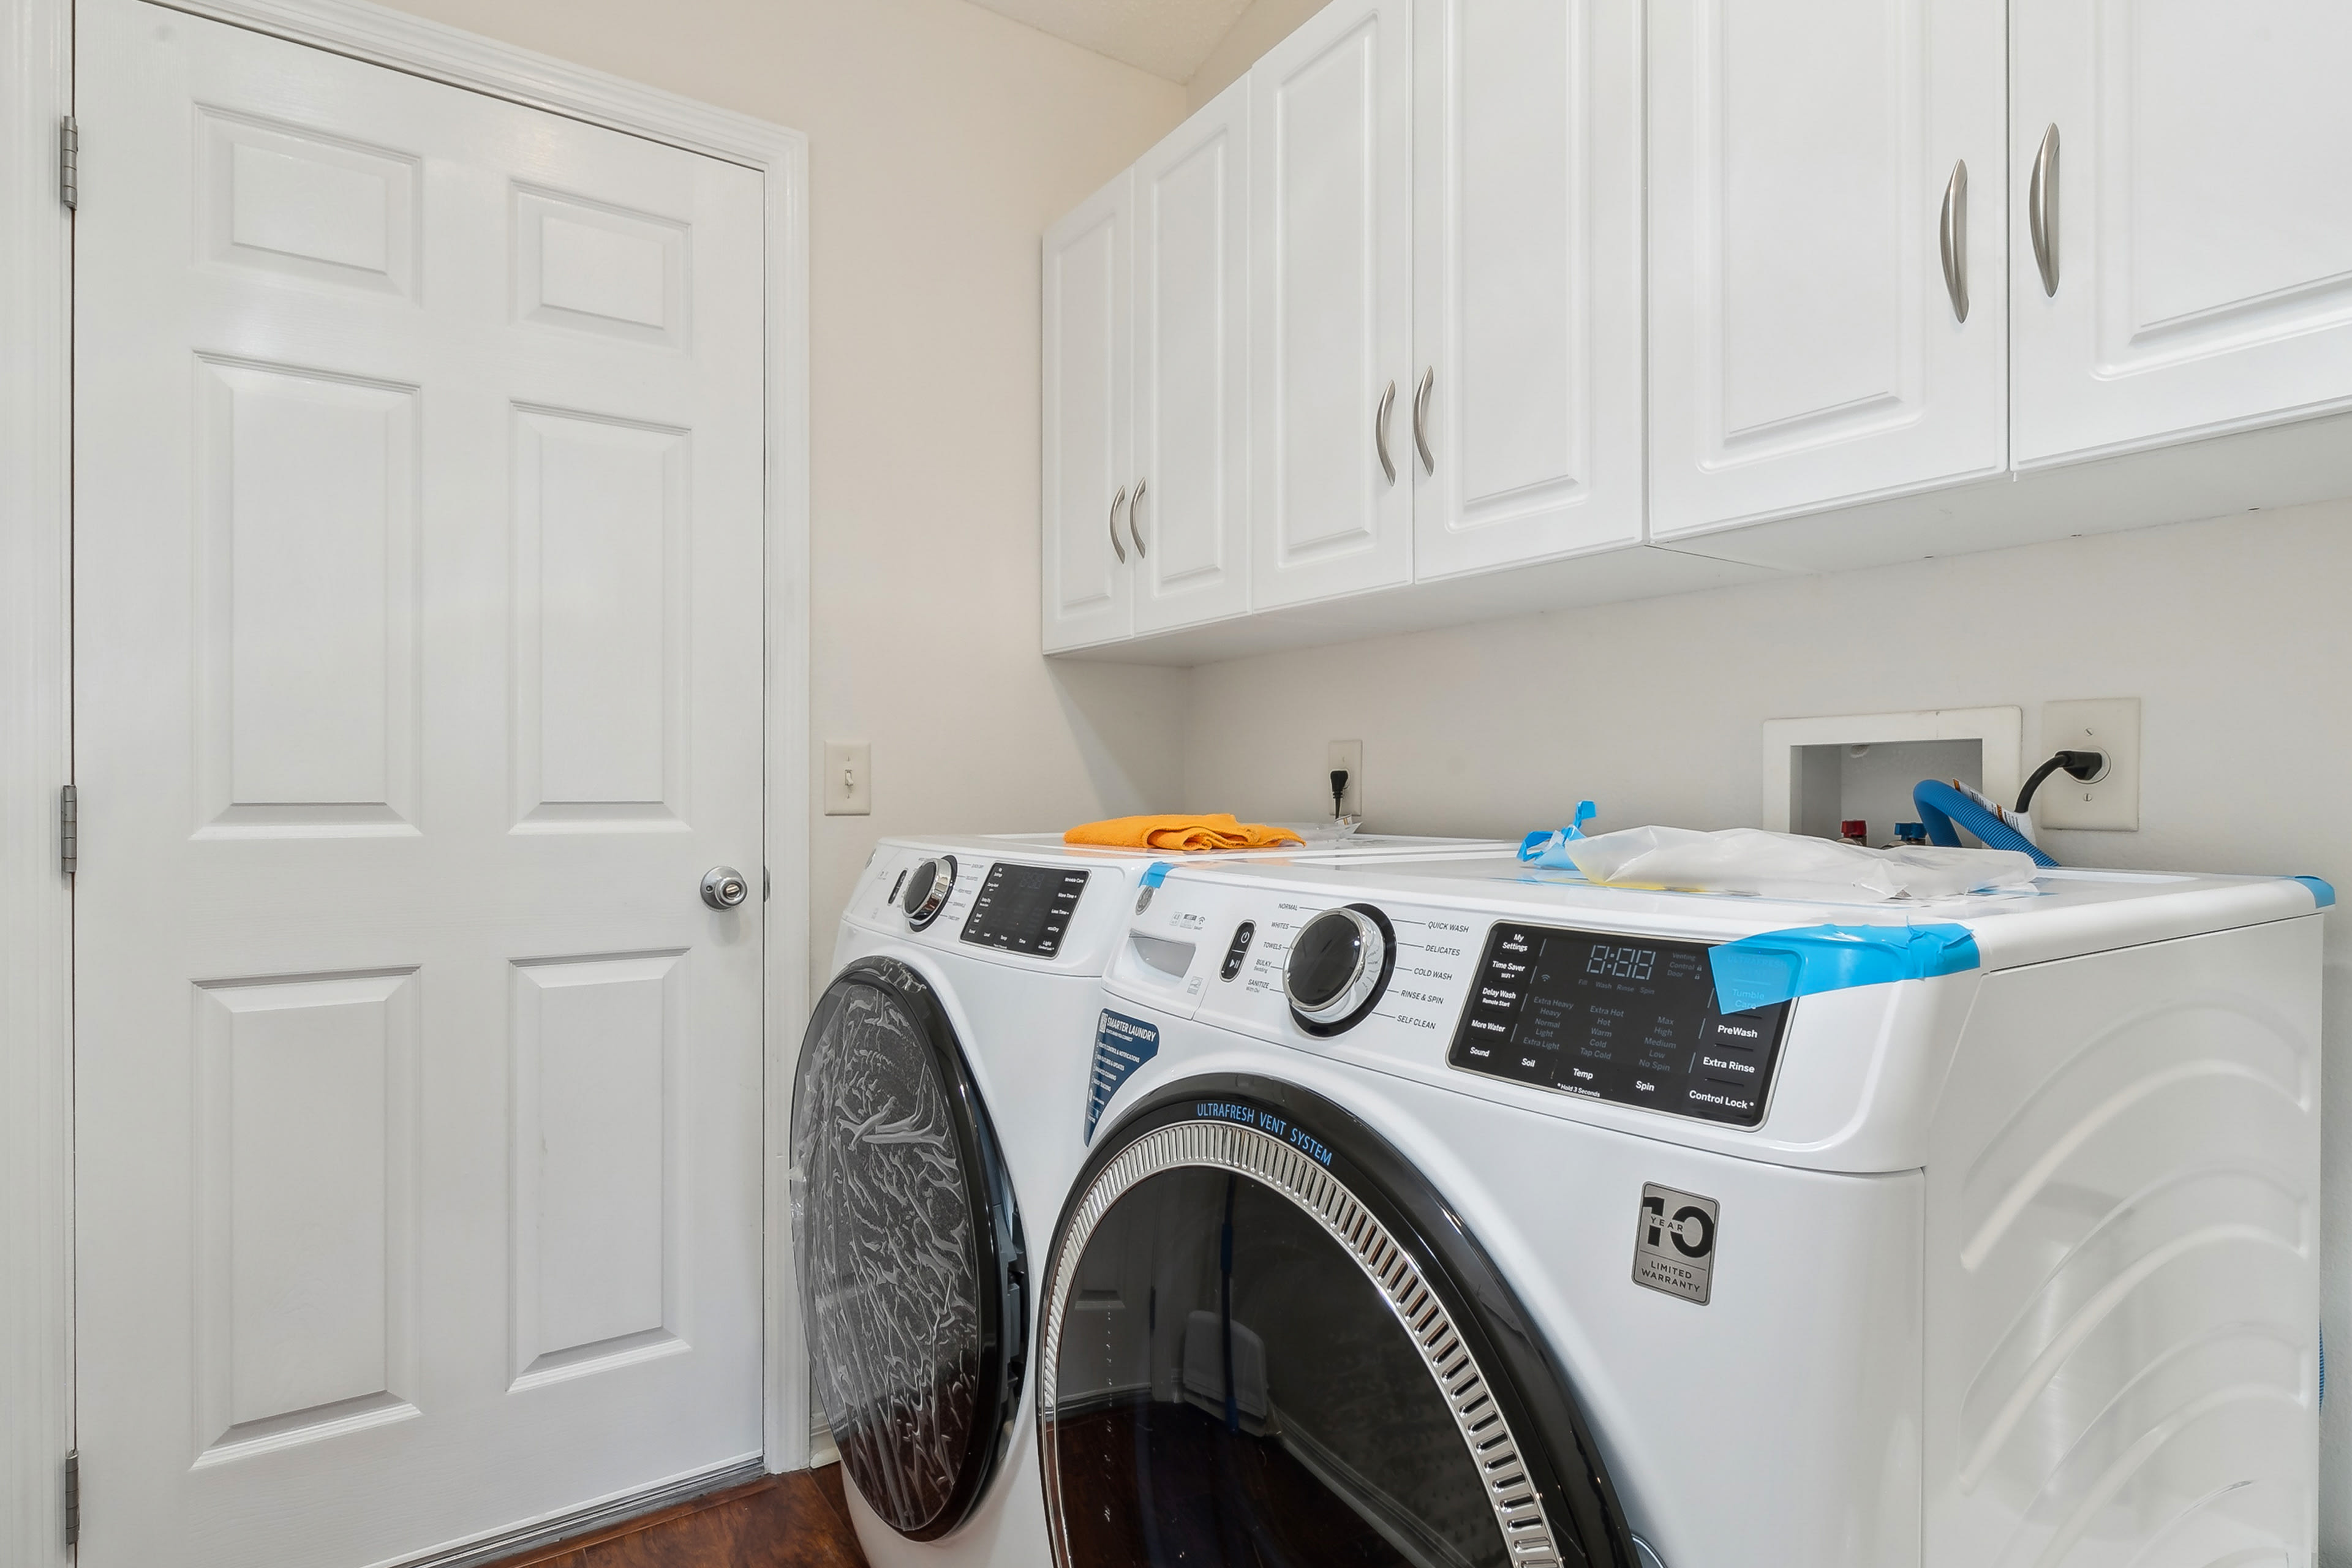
(1631, 1183), (1719, 1305)
(1086, 1011), (1161, 1144)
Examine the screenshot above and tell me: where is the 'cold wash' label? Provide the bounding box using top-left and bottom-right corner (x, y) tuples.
(1086, 1011), (1160, 1144)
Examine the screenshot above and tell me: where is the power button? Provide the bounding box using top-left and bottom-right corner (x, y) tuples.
(1218, 921), (1256, 981)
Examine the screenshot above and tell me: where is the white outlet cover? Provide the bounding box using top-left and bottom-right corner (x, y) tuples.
(823, 740), (872, 816)
(1326, 739), (1363, 818)
(2035, 699), (2139, 831)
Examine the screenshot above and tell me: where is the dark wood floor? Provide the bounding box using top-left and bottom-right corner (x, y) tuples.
(484, 1464), (870, 1568)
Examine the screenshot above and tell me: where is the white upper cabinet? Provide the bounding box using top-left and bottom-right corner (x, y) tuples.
(1410, 0), (1643, 578)
(2011, 1), (2352, 465)
(1133, 80), (1252, 635)
(1646, 0), (2007, 540)
(1248, 0), (1416, 609)
(1041, 172), (1133, 651)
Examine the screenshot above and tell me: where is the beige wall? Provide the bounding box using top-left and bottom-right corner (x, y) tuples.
(1178, 502), (2352, 1558)
(373, 0), (1193, 985)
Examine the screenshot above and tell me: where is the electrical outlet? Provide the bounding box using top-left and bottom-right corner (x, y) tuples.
(2034, 699), (2139, 831)
(823, 741), (872, 816)
(1325, 740), (1362, 819)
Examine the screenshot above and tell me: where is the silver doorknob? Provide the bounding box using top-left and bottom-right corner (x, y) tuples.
(701, 866), (750, 910)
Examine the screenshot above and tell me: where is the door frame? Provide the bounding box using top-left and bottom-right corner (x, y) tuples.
(0, 1), (813, 1560)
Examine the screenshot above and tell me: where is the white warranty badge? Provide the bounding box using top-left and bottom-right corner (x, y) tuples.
(1632, 1183), (1719, 1305)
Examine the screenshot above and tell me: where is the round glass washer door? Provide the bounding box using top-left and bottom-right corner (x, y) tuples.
(790, 957), (1025, 1541)
(1036, 1082), (1633, 1568)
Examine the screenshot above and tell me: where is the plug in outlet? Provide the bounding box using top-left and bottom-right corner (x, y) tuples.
(823, 741), (872, 816)
(2034, 699), (2139, 831)
(1326, 740), (1363, 820)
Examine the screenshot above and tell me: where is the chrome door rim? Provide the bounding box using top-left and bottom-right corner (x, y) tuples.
(1036, 1117), (1563, 1568)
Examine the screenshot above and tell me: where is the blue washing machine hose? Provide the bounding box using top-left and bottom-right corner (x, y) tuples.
(1912, 778), (2059, 869)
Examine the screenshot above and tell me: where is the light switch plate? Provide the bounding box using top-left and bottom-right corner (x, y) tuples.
(823, 741), (871, 816)
(1326, 740), (1363, 820)
(2035, 699), (2139, 831)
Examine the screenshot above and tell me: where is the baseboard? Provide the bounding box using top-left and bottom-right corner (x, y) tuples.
(395, 1457), (768, 1568)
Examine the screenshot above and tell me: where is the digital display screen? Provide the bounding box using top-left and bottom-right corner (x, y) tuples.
(960, 862), (1088, 956)
(1447, 924), (1792, 1127)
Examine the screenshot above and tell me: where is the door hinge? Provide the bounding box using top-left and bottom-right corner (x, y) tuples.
(59, 116), (77, 211)
(63, 1449), (79, 1548)
(60, 785), (77, 877)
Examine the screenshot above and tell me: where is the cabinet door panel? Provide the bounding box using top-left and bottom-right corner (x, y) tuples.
(1412, 0), (1642, 577)
(1648, 0), (2005, 539)
(2013, 0), (2352, 464)
(1249, 0), (1415, 609)
(1041, 175), (1133, 650)
(1134, 83), (1250, 634)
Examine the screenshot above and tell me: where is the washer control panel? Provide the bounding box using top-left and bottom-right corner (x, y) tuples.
(1447, 924), (1791, 1126)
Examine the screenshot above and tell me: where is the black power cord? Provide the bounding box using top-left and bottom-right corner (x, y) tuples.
(2016, 750), (2106, 814)
(1330, 769), (1351, 820)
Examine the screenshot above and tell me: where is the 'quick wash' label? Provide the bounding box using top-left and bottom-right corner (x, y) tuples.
(1086, 1011), (1161, 1144)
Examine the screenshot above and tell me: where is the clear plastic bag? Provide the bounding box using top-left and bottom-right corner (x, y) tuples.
(1558, 825), (2038, 903)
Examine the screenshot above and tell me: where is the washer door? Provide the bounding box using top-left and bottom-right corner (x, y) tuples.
(790, 957), (1026, 1541)
(1038, 1079), (1635, 1568)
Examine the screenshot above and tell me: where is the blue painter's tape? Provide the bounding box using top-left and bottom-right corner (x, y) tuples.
(1518, 802), (1599, 870)
(1708, 922), (1981, 1014)
(1140, 861), (1173, 889)
(2292, 875), (2336, 909)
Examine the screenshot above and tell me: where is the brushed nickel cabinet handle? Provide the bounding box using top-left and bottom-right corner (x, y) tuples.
(1129, 477), (1147, 557)
(2029, 123), (2060, 297)
(1412, 367), (1434, 474)
(1374, 380), (1397, 486)
(1107, 485), (1127, 564)
(1939, 159), (1970, 322)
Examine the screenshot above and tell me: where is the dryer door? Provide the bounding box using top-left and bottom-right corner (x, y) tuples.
(790, 957), (1026, 1541)
(1037, 1079), (1637, 1568)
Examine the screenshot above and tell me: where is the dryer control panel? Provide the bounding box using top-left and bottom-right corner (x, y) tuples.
(1447, 923), (1791, 1127)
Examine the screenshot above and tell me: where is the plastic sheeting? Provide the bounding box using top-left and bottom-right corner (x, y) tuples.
(1550, 825), (2038, 903)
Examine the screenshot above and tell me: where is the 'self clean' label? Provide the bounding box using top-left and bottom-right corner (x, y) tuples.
(1086, 1011), (1160, 1143)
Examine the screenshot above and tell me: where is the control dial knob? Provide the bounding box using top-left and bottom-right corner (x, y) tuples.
(1283, 903), (1396, 1036)
(902, 855), (957, 930)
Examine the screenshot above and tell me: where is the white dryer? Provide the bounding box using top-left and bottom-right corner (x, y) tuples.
(788, 832), (1515, 1568)
(1038, 855), (2329, 1568)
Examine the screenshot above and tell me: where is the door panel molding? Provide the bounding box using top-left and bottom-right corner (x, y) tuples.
(2, 2), (808, 1563)
(0, 2), (77, 1562)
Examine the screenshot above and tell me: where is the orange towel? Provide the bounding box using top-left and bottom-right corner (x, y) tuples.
(1063, 813), (1305, 853)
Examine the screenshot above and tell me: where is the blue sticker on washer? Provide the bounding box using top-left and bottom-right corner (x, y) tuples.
(1087, 1010), (1161, 1144)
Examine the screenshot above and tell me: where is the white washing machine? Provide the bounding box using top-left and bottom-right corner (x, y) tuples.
(1035, 854), (2329, 1568)
(788, 831), (1517, 1568)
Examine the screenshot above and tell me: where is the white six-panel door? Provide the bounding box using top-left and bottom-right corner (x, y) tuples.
(1646, 0), (2007, 540)
(72, 2), (768, 1562)
(1409, 0), (1644, 578)
(2011, 0), (2352, 465)
(1132, 78), (1252, 635)
(1248, 0), (1415, 609)
(1041, 174), (1135, 650)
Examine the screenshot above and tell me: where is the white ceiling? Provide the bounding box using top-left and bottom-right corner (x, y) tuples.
(960, 0), (1254, 83)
